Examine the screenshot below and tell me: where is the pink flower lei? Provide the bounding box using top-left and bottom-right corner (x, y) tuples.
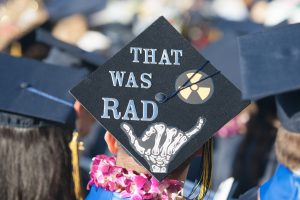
(88, 155), (184, 200)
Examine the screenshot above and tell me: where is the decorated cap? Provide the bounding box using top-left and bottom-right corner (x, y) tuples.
(239, 23), (300, 100)
(0, 53), (87, 129)
(71, 17), (249, 180)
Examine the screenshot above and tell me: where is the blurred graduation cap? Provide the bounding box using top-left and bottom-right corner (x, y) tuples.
(239, 23), (300, 132)
(36, 29), (105, 69)
(71, 16), (249, 180)
(201, 31), (241, 89)
(276, 90), (300, 132)
(239, 23), (300, 100)
(0, 53), (87, 129)
(7, 27), (105, 71)
(199, 18), (265, 89)
(212, 18), (265, 35)
(44, 0), (107, 22)
(5, 22), (53, 59)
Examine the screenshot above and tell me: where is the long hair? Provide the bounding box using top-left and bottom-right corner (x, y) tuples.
(0, 125), (76, 200)
(232, 97), (277, 196)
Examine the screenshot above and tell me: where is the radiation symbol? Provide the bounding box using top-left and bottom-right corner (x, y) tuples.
(175, 70), (214, 104)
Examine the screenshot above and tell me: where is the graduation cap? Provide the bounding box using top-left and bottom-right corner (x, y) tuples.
(0, 53), (87, 129)
(239, 23), (300, 100)
(7, 27), (105, 71)
(201, 31), (241, 89)
(44, 0), (107, 22)
(36, 29), (105, 69)
(70, 16), (249, 181)
(212, 18), (265, 35)
(5, 22), (53, 59)
(276, 90), (300, 132)
(239, 23), (300, 132)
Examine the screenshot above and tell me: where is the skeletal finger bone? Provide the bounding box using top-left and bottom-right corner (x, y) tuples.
(163, 159), (169, 165)
(173, 136), (187, 153)
(145, 149), (151, 155)
(152, 165), (161, 173)
(152, 123), (166, 155)
(167, 132), (183, 155)
(145, 155), (150, 161)
(196, 117), (205, 129)
(121, 123), (136, 144)
(157, 160), (164, 165)
(166, 155), (170, 161)
(150, 155), (157, 164)
(186, 117), (205, 137)
(152, 156), (165, 167)
(160, 128), (177, 157)
(142, 126), (156, 142)
(134, 140), (145, 154)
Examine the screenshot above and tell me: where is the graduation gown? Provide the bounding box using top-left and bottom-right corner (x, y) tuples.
(260, 164), (300, 200)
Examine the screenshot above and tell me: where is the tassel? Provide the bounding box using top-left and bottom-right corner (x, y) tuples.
(188, 138), (213, 200)
(198, 138), (213, 200)
(69, 132), (83, 200)
(10, 42), (22, 57)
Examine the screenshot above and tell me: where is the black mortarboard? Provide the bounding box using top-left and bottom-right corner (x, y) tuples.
(0, 53), (87, 128)
(201, 31), (241, 89)
(70, 17), (249, 180)
(44, 0), (107, 22)
(276, 90), (300, 132)
(6, 27), (105, 71)
(36, 29), (105, 69)
(4, 22), (53, 60)
(212, 18), (265, 35)
(239, 23), (300, 100)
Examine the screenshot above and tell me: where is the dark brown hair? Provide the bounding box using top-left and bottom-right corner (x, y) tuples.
(232, 97), (277, 196)
(0, 125), (75, 200)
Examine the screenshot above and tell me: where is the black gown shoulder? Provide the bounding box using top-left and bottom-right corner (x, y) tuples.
(238, 187), (258, 200)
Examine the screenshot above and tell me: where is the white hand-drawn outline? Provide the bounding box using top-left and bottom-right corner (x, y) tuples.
(120, 117), (205, 173)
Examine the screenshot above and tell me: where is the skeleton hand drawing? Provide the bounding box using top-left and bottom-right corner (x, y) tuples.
(120, 117), (205, 173)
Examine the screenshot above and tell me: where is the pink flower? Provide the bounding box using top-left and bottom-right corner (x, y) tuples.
(87, 154), (184, 200)
(131, 194), (143, 200)
(149, 177), (160, 193)
(133, 175), (147, 189)
(120, 190), (131, 198)
(143, 193), (155, 199)
(100, 165), (111, 174)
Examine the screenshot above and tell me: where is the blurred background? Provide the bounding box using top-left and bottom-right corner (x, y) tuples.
(1, 0), (300, 199)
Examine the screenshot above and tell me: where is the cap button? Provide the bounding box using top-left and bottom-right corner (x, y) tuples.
(20, 82), (31, 89)
(155, 92), (168, 103)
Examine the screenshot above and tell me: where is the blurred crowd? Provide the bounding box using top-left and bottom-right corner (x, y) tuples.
(0, 0), (300, 200)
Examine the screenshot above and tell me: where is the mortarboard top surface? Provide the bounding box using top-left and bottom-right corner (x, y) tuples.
(44, 0), (107, 22)
(36, 29), (105, 69)
(6, 25), (105, 71)
(201, 31), (241, 90)
(0, 53), (87, 128)
(238, 22), (300, 100)
(70, 16), (249, 181)
(213, 18), (265, 35)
